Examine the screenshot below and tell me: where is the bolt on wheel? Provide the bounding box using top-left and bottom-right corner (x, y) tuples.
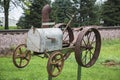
(75, 27), (101, 67)
(13, 44), (31, 68)
(47, 51), (64, 77)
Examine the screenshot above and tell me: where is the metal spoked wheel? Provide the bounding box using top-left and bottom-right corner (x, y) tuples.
(13, 44), (31, 68)
(54, 23), (74, 45)
(47, 51), (64, 77)
(75, 27), (101, 67)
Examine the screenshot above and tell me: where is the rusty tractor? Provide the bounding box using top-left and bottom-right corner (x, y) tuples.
(12, 4), (101, 77)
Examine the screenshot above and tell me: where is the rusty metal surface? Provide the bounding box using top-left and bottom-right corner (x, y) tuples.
(13, 44), (31, 68)
(47, 51), (64, 77)
(42, 4), (51, 28)
(74, 27), (101, 67)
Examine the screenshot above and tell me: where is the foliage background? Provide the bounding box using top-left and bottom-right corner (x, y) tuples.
(0, 0), (120, 29)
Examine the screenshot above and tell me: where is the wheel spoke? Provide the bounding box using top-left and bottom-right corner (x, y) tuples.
(52, 61), (58, 64)
(63, 32), (69, 41)
(57, 66), (61, 72)
(51, 65), (56, 73)
(89, 51), (92, 60)
(24, 51), (30, 61)
(51, 58), (62, 65)
(19, 48), (22, 54)
(51, 56), (60, 64)
(56, 59), (62, 63)
(24, 57), (29, 61)
(87, 32), (92, 45)
(19, 58), (23, 66)
(15, 54), (21, 59)
(82, 38), (87, 46)
(82, 51), (88, 64)
(90, 34), (95, 45)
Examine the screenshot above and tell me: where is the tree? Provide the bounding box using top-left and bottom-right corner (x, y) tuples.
(17, 0), (99, 28)
(94, 3), (102, 25)
(0, 0), (10, 29)
(102, 0), (120, 26)
(0, 0), (30, 29)
(51, 0), (74, 23)
(17, 0), (49, 29)
(78, 0), (97, 26)
(51, 0), (98, 27)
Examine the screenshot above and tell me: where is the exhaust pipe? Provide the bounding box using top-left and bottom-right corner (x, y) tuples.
(42, 4), (51, 28)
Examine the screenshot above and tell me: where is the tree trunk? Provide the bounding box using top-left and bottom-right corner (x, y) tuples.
(4, 0), (10, 29)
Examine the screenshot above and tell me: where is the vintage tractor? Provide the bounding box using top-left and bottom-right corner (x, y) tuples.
(12, 4), (101, 77)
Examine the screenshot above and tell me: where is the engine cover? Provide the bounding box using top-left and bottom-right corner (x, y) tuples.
(27, 28), (63, 53)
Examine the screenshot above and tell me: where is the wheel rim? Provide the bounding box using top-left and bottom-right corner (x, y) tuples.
(75, 27), (101, 67)
(13, 44), (31, 68)
(63, 26), (74, 43)
(47, 51), (64, 77)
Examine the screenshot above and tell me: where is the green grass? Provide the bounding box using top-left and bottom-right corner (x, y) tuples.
(0, 39), (120, 80)
(0, 26), (17, 30)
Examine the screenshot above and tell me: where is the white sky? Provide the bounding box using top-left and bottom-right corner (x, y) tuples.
(0, 6), (23, 20)
(0, 0), (106, 20)
(9, 6), (23, 20)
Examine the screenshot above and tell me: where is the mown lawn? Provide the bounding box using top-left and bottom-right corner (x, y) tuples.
(0, 39), (120, 80)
